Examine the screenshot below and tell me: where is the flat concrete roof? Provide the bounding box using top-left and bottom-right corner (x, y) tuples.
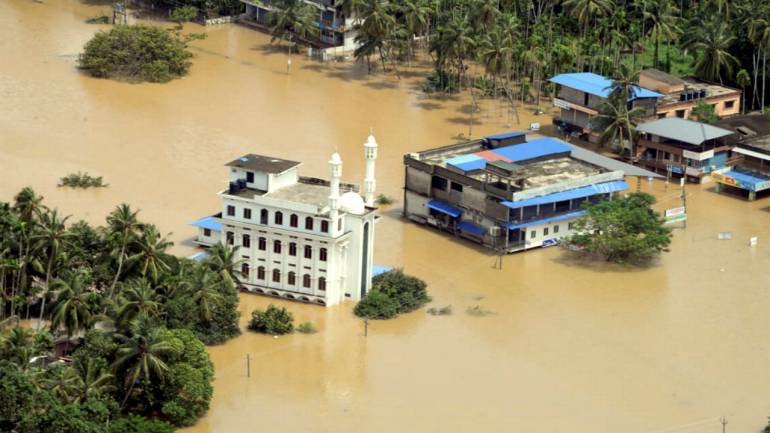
(657, 78), (740, 107)
(226, 154), (301, 174)
(515, 157), (603, 189)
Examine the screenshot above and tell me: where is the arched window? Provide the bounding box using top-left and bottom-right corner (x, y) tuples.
(319, 248), (327, 262)
(305, 217), (314, 230)
(321, 220), (329, 233)
(288, 271), (296, 285)
(289, 242), (297, 256)
(242, 234), (251, 248)
(258, 237), (266, 250)
(273, 240), (282, 254)
(226, 231), (234, 245)
(290, 214), (298, 227)
(241, 263), (249, 278)
(338, 219), (342, 231)
(260, 209), (269, 225)
(318, 277), (326, 291)
(272, 269), (281, 283)
(275, 211), (283, 225)
(303, 274), (311, 288)
(304, 245), (312, 259)
(257, 266), (265, 280)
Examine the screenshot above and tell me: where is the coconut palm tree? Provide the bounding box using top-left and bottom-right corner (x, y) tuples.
(106, 204), (140, 301)
(736, 69), (751, 114)
(477, 27), (513, 96)
(49, 271), (97, 340)
(72, 357), (115, 402)
(204, 243), (244, 290)
(399, 0), (432, 61)
(355, 0), (396, 73)
(115, 278), (161, 325)
(125, 225), (172, 284)
(682, 18), (739, 83)
(562, 0), (613, 37)
(643, 0), (680, 70)
(188, 268), (224, 323)
(40, 364), (81, 403)
(270, 0), (320, 73)
(32, 209), (71, 330)
(112, 320), (178, 408)
(594, 93), (648, 156)
(747, 15), (770, 110)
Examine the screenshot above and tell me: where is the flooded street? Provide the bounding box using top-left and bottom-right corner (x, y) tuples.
(2, 1), (770, 433)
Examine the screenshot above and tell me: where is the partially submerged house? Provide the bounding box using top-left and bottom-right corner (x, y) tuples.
(635, 117), (738, 183)
(239, 0), (358, 55)
(403, 132), (659, 252)
(549, 72), (662, 144)
(711, 115), (770, 200)
(639, 69), (741, 119)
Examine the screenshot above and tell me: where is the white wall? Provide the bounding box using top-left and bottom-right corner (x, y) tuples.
(229, 167), (269, 191)
(269, 169), (298, 192)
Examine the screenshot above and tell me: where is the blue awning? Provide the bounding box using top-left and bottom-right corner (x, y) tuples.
(501, 180), (628, 209)
(505, 210), (587, 230)
(457, 221), (486, 236)
(427, 200), (462, 218)
(190, 216), (222, 231)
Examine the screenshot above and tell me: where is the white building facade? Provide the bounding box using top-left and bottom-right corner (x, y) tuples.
(193, 137), (379, 306)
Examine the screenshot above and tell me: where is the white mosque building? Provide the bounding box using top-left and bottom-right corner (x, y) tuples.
(191, 135), (379, 306)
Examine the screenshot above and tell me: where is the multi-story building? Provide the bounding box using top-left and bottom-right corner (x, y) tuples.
(191, 135), (379, 306)
(636, 117), (738, 183)
(549, 72), (662, 145)
(711, 115), (770, 200)
(240, 0), (358, 53)
(639, 69), (741, 119)
(403, 132), (658, 252)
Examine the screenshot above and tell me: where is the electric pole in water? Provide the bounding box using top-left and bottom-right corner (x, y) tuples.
(720, 416), (727, 433)
(681, 167), (687, 229)
(363, 318), (369, 337)
(246, 353), (250, 378)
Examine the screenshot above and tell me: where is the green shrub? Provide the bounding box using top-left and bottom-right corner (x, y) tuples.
(375, 194), (394, 205)
(108, 415), (175, 433)
(248, 304), (294, 335)
(59, 172), (107, 188)
(354, 290), (399, 319)
(79, 25), (192, 83)
(85, 15), (110, 24)
(427, 305), (452, 316)
(296, 322), (317, 334)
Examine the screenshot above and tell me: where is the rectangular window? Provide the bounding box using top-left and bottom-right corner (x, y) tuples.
(450, 182), (463, 192)
(227, 205), (235, 216)
(530, 230), (536, 239)
(258, 237), (266, 251)
(553, 225), (559, 234)
(246, 171), (254, 183)
(226, 231), (234, 245)
(568, 222), (575, 230)
(675, 109), (686, 118)
(203, 228), (211, 237)
(243, 208), (251, 219)
(321, 220), (329, 233)
(725, 100), (735, 109)
(544, 227), (549, 236)
(242, 234), (251, 248)
(431, 176), (448, 190)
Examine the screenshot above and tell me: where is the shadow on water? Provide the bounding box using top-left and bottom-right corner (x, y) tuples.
(412, 101), (444, 111)
(363, 80), (399, 90)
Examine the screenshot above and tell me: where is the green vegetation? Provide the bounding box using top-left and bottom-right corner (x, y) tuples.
(426, 305), (452, 316)
(296, 321), (317, 334)
(690, 100), (718, 123)
(248, 304), (294, 335)
(59, 172), (107, 188)
(354, 270), (430, 320)
(0, 187), (242, 431)
(85, 15), (110, 25)
(375, 194), (394, 205)
(140, 0), (242, 18)
(170, 6), (198, 27)
(564, 192), (672, 264)
(79, 25), (193, 83)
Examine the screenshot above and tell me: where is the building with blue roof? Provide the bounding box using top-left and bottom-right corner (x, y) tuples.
(403, 132), (655, 253)
(549, 72), (661, 145)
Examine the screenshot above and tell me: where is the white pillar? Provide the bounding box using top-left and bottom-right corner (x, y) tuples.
(364, 134), (378, 207)
(329, 152), (342, 222)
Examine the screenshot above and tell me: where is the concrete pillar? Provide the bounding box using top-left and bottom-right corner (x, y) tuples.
(749, 190), (756, 201)
(715, 183), (722, 193)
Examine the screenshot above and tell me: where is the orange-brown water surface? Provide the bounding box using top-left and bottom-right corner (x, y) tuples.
(2, 2), (770, 433)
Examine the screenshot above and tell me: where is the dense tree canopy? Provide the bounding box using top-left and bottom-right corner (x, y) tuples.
(354, 270), (430, 319)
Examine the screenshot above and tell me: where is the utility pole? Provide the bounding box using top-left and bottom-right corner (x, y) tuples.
(363, 318), (369, 337)
(246, 353), (250, 378)
(680, 168), (687, 229)
(720, 416), (727, 433)
(468, 82), (477, 138)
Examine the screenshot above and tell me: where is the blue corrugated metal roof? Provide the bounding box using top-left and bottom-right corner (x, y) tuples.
(457, 221), (486, 236)
(549, 72), (662, 100)
(427, 199), (462, 218)
(501, 180), (628, 209)
(485, 131), (526, 141)
(505, 210), (587, 230)
(490, 138), (572, 162)
(190, 216), (222, 231)
(446, 154), (486, 172)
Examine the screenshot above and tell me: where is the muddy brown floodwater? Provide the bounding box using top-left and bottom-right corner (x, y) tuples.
(3, 1), (770, 433)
